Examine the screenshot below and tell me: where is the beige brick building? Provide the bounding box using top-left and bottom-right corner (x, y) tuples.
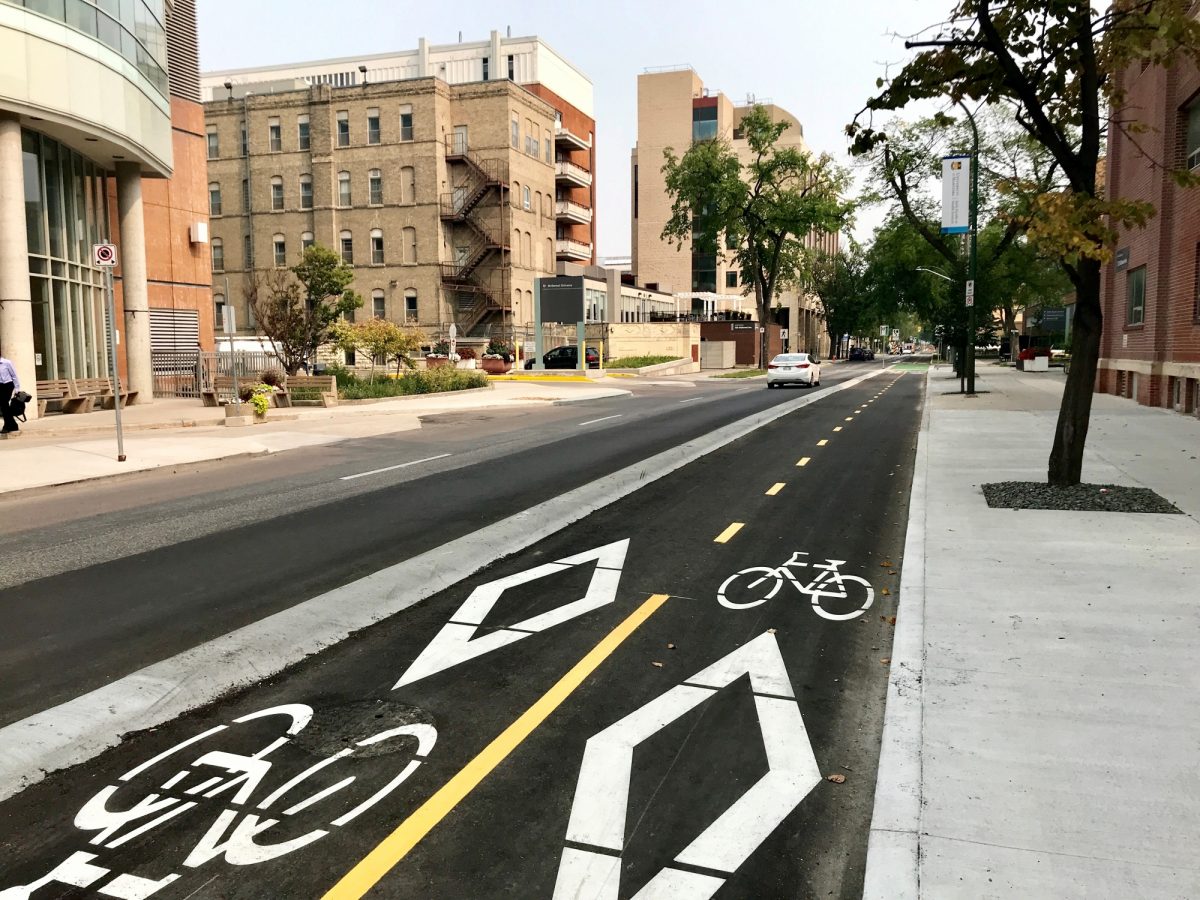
(631, 68), (836, 356)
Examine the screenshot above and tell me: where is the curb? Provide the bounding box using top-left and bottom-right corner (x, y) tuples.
(862, 370), (931, 899)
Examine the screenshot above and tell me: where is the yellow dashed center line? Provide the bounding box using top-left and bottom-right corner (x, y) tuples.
(766, 483), (786, 496)
(714, 522), (745, 543)
(817, 439), (829, 447)
(796, 457), (811, 467)
(845, 417), (854, 422)
(833, 426), (843, 432)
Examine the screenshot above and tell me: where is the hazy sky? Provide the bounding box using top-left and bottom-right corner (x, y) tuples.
(197, 0), (948, 256)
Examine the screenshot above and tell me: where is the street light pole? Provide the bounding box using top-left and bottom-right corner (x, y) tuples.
(959, 100), (980, 395)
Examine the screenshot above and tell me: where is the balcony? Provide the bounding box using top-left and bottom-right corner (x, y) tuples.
(555, 159), (593, 187)
(555, 198), (593, 224)
(556, 238), (593, 261)
(554, 124), (592, 151)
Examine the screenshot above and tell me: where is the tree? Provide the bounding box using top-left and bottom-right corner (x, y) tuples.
(662, 105), (854, 367)
(849, 0), (1200, 485)
(330, 318), (426, 377)
(247, 245), (362, 375)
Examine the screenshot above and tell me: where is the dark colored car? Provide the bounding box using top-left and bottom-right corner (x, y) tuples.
(848, 347), (866, 361)
(524, 345), (601, 370)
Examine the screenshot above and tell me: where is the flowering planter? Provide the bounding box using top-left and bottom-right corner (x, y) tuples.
(425, 355), (449, 369)
(481, 356), (511, 374)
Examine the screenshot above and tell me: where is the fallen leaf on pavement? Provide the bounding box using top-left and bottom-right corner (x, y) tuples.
(826, 773), (846, 784)
(888, 616), (896, 625)
(880, 561), (893, 567)
(880, 658), (891, 664)
(881, 588), (891, 596)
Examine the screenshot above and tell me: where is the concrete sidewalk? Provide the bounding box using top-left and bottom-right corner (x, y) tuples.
(0, 380), (629, 495)
(866, 364), (1200, 899)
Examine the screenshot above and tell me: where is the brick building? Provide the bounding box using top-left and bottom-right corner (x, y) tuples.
(1100, 55), (1200, 412)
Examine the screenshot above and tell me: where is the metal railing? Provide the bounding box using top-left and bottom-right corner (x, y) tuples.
(555, 238), (593, 259)
(151, 349), (283, 399)
(554, 159), (593, 184)
(555, 199), (593, 223)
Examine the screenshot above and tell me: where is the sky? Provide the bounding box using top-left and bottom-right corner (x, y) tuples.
(196, 0), (949, 257)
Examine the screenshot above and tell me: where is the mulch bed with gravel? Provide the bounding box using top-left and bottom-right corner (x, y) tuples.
(981, 481), (1182, 514)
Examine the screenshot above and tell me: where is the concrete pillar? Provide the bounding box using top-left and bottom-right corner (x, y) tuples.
(116, 162), (153, 404)
(0, 115), (36, 418)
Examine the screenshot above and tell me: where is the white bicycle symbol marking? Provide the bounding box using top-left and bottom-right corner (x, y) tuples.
(717, 551), (875, 621)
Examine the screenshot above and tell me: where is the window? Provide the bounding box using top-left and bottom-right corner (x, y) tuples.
(692, 104), (718, 142)
(206, 125), (219, 159)
(633, 164), (638, 218)
(239, 121), (247, 156)
(337, 111), (350, 147)
(404, 289), (418, 321)
(1127, 265), (1146, 326)
(535, 191), (542, 218)
(507, 54), (514, 79)
(208, 182), (222, 216)
(301, 231), (314, 251)
(273, 234), (286, 267)
(270, 176), (284, 210)
(482, 57), (489, 81)
(522, 185), (531, 211)
(300, 174), (313, 209)
(401, 166), (415, 204)
(546, 238), (553, 270)
(211, 238), (224, 272)
(338, 170), (352, 207)
(244, 234), (254, 268)
(214, 293), (226, 329)
(268, 117), (282, 152)
(399, 105), (413, 141)
(523, 231), (531, 269)
(512, 181), (520, 208)
(526, 118), (535, 156)
(511, 116), (519, 149)
(403, 226), (417, 264)
(340, 230), (353, 264)
(367, 108), (380, 144)
(369, 169), (383, 205)
(514, 229), (522, 264)
(297, 115), (310, 151)
(371, 228), (384, 264)
(544, 132), (551, 163)
(1188, 104), (1200, 170)
(242, 178), (250, 212)
(372, 289), (385, 318)
(726, 271), (739, 288)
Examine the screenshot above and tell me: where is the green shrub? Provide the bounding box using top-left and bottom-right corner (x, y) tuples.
(322, 363), (359, 387)
(259, 368), (285, 387)
(606, 354), (679, 368)
(339, 367), (488, 399)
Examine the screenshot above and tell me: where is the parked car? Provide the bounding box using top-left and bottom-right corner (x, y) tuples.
(523, 345), (601, 370)
(766, 353), (821, 388)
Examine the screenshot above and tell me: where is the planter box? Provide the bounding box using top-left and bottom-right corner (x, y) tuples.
(224, 403), (254, 427)
(456, 358), (477, 370)
(1019, 356), (1050, 372)
(481, 357), (511, 374)
(425, 356), (449, 369)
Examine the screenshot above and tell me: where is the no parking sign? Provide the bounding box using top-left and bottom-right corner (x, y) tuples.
(92, 243), (118, 267)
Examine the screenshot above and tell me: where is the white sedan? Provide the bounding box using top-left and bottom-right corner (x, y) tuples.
(766, 353), (821, 388)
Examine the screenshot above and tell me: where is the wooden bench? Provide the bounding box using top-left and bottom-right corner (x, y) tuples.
(284, 375), (337, 407)
(200, 375), (240, 407)
(72, 377), (136, 411)
(35, 379), (90, 415)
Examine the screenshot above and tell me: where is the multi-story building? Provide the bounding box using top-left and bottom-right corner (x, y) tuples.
(631, 67), (836, 356)
(0, 0), (211, 414)
(200, 32), (595, 342)
(1099, 56), (1200, 414)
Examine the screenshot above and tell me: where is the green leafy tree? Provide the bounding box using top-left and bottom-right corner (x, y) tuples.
(662, 105), (854, 366)
(247, 245), (362, 375)
(849, 0), (1200, 485)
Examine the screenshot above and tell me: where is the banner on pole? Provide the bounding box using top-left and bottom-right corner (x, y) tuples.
(941, 156), (970, 235)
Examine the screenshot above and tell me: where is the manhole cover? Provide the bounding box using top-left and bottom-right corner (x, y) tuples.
(290, 700), (435, 758)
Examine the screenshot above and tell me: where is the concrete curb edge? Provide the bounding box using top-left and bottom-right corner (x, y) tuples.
(862, 369), (931, 899)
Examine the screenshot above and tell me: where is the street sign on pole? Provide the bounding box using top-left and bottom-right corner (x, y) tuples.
(879, 325), (888, 338)
(92, 243), (125, 462)
(965, 279), (975, 308)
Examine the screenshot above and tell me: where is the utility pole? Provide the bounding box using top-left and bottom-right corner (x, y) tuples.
(960, 100), (980, 395)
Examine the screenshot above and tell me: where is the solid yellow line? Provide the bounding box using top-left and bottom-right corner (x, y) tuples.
(321, 593), (670, 900)
(833, 426), (843, 432)
(817, 439), (829, 446)
(796, 457), (811, 467)
(766, 482), (785, 496)
(714, 522), (745, 543)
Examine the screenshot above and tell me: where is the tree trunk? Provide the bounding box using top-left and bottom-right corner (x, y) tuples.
(1048, 257), (1102, 486)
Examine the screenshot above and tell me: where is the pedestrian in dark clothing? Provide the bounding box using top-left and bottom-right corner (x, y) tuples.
(0, 354), (20, 435)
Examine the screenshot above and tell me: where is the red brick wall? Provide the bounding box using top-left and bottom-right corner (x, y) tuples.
(525, 84), (596, 261)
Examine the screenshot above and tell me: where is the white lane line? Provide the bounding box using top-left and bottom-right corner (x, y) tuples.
(578, 415), (623, 426)
(340, 453), (451, 481)
(679, 397), (703, 403)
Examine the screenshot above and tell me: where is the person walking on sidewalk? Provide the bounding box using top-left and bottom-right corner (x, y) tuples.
(0, 352), (21, 435)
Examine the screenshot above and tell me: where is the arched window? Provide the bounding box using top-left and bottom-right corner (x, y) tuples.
(546, 238), (554, 272)
(299, 174), (313, 209)
(512, 181), (520, 208)
(513, 229), (521, 265)
(402, 226), (417, 264)
(272, 233), (286, 267)
(339, 229), (353, 263)
(214, 293), (226, 329)
(535, 191), (542, 218)
(522, 185), (531, 211)
(208, 182), (222, 216)
(369, 169), (383, 205)
(371, 288), (386, 319)
(338, 171), (352, 207)
(270, 176), (284, 210)
(401, 166), (415, 204)
(370, 228), (384, 265)
(543, 193), (551, 218)
(523, 231), (532, 269)
(301, 231), (314, 251)
(404, 288), (418, 323)
(211, 238), (224, 272)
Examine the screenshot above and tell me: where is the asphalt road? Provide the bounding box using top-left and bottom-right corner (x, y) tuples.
(0, 363), (923, 899)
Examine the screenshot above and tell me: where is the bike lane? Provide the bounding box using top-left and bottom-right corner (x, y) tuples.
(0, 370), (921, 900)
